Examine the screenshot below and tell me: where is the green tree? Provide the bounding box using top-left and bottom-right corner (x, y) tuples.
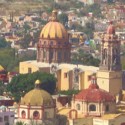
(0, 48), (36, 72)
(0, 37), (10, 48)
(23, 22), (31, 34)
(71, 49), (100, 66)
(86, 3), (102, 18)
(58, 13), (68, 26)
(7, 71), (57, 102)
(20, 33), (32, 49)
(0, 81), (6, 95)
(16, 121), (26, 125)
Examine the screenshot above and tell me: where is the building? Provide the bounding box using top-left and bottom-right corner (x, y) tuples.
(97, 22), (122, 96)
(71, 76), (116, 117)
(57, 76), (125, 125)
(17, 80), (56, 125)
(20, 10), (99, 91)
(0, 105), (15, 125)
(37, 10), (71, 64)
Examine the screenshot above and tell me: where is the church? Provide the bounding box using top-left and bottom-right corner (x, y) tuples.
(18, 9), (125, 125)
(19, 10), (99, 91)
(57, 22), (125, 125)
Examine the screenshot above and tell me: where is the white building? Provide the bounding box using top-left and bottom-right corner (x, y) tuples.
(0, 106), (15, 125)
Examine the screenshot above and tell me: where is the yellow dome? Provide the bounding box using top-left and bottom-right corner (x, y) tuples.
(40, 21), (68, 40)
(20, 89), (53, 106)
(0, 65), (4, 71)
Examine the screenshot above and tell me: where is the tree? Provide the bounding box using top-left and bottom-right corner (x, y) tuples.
(0, 48), (36, 72)
(23, 22), (31, 34)
(7, 71), (57, 102)
(20, 33), (32, 49)
(58, 13), (68, 26)
(0, 37), (10, 48)
(86, 3), (102, 18)
(0, 81), (6, 95)
(71, 49), (100, 66)
(16, 121), (26, 125)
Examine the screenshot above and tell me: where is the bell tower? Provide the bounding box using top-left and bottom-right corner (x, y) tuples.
(97, 22), (122, 96)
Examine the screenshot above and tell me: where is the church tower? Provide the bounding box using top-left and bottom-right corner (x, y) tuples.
(37, 10), (71, 64)
(97, 22), (122, 96)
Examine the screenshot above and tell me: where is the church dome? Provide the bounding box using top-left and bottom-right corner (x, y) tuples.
(75, 77), (115, 102)
(40, 10), (68, 40)
(20, 80), (54, 106)
(0, 65), (4, 71)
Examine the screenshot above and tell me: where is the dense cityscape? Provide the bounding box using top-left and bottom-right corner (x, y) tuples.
(0, 0), (125, 125)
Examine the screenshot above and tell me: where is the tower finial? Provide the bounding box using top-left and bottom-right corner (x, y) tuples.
(106, 21), (115, 34)
(51, 9), (58, 21)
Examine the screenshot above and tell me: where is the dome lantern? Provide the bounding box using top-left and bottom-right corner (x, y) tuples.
(51, 9), (58, 22)
(35, 80), (41, 89)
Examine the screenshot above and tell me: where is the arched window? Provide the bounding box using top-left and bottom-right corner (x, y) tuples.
(33, 111), (40, 120)
(50, 51), (53, 60)
(106, 105), (109, 112)
(89, 104), (96, 111)
(44, 41), (46, 45)
(50, 41), (53, 45)
(58, 52), (61, 61)
(21, 110), (26, 119)
(76, 104), (80, 110)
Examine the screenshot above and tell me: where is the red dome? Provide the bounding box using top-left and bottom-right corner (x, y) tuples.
(75, 84), (115, 102)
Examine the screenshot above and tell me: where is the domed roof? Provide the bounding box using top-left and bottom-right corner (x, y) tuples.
(0, 65), (4, 71)
(75, 77), (115, 102)
(20, 89), (53, 106)
(40, 10), (68, 40)
(20, 80), (54, 106)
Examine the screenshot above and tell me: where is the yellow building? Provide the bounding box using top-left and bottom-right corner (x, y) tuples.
(20, 61), (98, 91)
(19, 10), (100, 91)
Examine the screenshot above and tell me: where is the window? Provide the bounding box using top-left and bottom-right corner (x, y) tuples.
(33, 111), (40, 120)
(50, 41), (53, 45)
(0, 117), (3, 122)
(28, 68), (32, 73)
(58, 52), (61, 61)
(106, 105), (109, 112)
(44, 41), (46, 45)
(88, 75), (91, 81)
(44, 112), (49, 119)
(89, 104), (96, 111)
(76, 104), (80, 110)
(50, 51), (53, 60)
(4, 116), (9, 122)
(21, 110), (26, 119)
(64, 73), (68, 78)
(43, 50), (46, 58)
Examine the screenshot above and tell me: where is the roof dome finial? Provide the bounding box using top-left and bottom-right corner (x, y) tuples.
(35, 80), (41, 89)
(35, 79), (41, 85)
(51, 9), (58, 21)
